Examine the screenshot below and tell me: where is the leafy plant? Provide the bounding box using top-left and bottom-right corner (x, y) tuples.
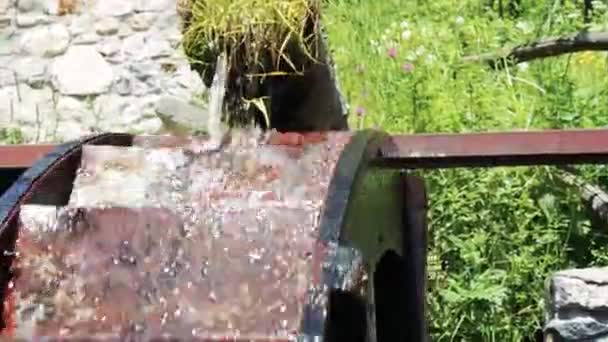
(322, 0), (608, 340)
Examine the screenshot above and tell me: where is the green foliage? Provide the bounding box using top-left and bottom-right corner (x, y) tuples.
(0, 127), (25, 144)
(182, 0), (321, 74)
(322, 0), (608, 340)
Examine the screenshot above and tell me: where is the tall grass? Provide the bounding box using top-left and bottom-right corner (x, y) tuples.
(323, 0), (608, 340)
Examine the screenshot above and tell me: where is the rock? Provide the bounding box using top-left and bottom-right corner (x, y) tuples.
(114, 74), (132, 96)
(0, 31), (16, 56)
(95, 17), (119, 36)
(17, 0), (34, 12)
(545, 267), (608, 340)
(135, 0), (172, 12)
(13, 57), (47, 88)
(145, 36), (172, 59)
(133, 117), (162, 133)
(0, 68), (16, 87)
(55, 96), (95, 124)
(129, 61), (158, 81)
(174, 64), (204, 90)
(0, 0), (9, 14)
(15, 14), (48, 28)
(117, 25), (132, 38)
(0, 84), (54, 127)
(121, 33), (172, 60)
(155, 95), (208, 135)
(20, 23), (70, 57)
(0, 15), (10, 28)
(128, 13), (156, 31)
(93, 0), (133, 17)
(97, 37), (121, 57)
(73, 33), (99, 45)
(68, 14), (93, 36)
(120, 33), (145, 59)
(51, 45), (113, 95)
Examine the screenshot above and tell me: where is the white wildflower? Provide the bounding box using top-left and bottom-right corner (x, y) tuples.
(455, 16), (465, 25)
(381, 34), (387, 41)
(401, 30), (412, 40)
(415, 46), (426, 56)
(517, 62), (529, 71)
(515, 21), (533, 34)
(400, 21), (409, 28)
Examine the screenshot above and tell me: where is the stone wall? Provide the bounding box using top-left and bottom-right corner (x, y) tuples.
(544, 267), (608, 341)
(0, 0), (206, 143)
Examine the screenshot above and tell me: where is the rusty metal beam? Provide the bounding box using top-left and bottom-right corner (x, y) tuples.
(376, 128), (608, 169)
(0, 145), (56, 168)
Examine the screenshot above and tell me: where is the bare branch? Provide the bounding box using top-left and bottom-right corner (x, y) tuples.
(463, 31), (608, 69)
(557, 167), (608, 226)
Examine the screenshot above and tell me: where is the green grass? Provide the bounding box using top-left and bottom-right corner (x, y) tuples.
(322, 0), (608, 340)
(0, 127), (24, 144)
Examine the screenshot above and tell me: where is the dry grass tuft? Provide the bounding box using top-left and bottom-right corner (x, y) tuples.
(178, 0), (325, 127)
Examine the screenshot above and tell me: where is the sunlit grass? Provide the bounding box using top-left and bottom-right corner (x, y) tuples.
(322, 0), (608, 340)
(181, 0), (322, 74)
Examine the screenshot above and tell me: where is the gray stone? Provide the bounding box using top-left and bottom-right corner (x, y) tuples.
(129, 61), (158, 81)
(545, 267), (608, 341)
(0, 0), (9, 14)
(121, 32), (172, 60)
(55, 96), (95, 124)
(95, 17), (119, 35)
(174, 64), (204, 90)
(17, 0), (35, 12)
(92, 94), (158, 132)
(73, 32), (99, 45)
(0, 15), (10, 28)
(135, 0), (172, 12)
(145, 35), (172, 58)
(51, 45), (113, 95)
(155, 95), (208, 135)
(97, 36), (121, 57)
(117, 25), (132, 38)
(546, 317), (608, 341)
(13, 57), (47, 88)
(114, 75), (132, 96)
(93, 0), (133, 17)
(68, 14), (93, 36)
(120, 33), (145, 59)
(16, 14), (48, 28)
(0, 31), (16, 56)
(0, 68), (17, 87)
(128, 13), (156, 31)
(555, 267), (608, 284)
(0, 84), (54, 127)
(20, 23), (70, 57)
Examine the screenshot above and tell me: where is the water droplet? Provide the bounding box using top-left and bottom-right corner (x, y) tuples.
(209, 291), (217, 302)
(200, 258), (209, 278)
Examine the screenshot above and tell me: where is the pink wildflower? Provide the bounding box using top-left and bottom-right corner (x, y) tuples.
(387, 47), (397, 59)
(402, 63), (414, 73)
(355, 106), (366, 117)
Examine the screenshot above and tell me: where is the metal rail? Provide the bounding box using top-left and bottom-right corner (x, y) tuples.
(2, 128), (608, 170)
(377, 128), (608, 169)
(0, 145), (55, 168)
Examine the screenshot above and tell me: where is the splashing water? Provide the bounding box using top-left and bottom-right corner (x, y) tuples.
(207, 52), (229, 149)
